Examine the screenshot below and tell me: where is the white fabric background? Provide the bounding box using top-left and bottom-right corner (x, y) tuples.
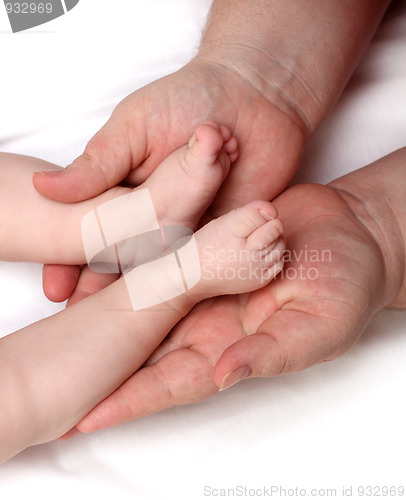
(0, 1), (405, 498)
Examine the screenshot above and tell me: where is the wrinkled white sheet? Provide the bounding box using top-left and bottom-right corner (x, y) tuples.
(0, 1), (405, 498)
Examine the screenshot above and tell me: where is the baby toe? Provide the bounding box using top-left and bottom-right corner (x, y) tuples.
(229, 201), (279, 238)
(223, 136), (239, 163)
(260, 237), (286, 267)
(189, 123), (225, 162)
(247, 218), (284, 252)
(219, 124), (232, 142)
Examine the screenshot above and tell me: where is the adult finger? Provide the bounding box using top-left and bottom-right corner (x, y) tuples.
(42, 264), (82, 303)
(213, 305), (356, 391)
(76, 348), (217, 433)
(66, 266), (119, 307)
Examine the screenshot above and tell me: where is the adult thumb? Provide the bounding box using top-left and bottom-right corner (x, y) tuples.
(33, 114), (141, 202)
(213, 309), (349, 391)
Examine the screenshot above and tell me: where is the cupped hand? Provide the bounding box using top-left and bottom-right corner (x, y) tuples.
(37, 59), (305, 302)
(34, 60), (304, 210)
(66, 181), (389, 434)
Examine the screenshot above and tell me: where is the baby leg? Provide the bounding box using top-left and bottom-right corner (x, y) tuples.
(0, 198), (284, 463)
(0, 122), (236, 264)
(0, 122), (238, 462)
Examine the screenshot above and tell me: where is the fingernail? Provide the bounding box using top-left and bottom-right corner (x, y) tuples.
(219, 365), (252, 391)
(188, 135), (197, 148)
(259, 209), (275, 221)
(35, 169), (63, 176)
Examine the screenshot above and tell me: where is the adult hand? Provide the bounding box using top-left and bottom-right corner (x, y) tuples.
(69, 157), (405, 433)
(36, 59), (304, 302)
(36, 0), (390, 304)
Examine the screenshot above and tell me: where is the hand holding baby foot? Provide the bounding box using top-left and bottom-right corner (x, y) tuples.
(72, 149), (406, 431)
(36, 59), (304, 302)
(35, 0), (389, 305)
(46, 121), (238, 305)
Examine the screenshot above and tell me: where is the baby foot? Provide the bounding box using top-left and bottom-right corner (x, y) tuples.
(82, 122), (237, 274)
(119, 200), (284, 312)
(191, 200), (285, 299)
(142, 121), (238, 229)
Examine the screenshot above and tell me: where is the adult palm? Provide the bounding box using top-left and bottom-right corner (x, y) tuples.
(72, 181), (388, 433)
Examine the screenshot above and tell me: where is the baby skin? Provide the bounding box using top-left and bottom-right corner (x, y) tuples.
(0, 122), (285, 463)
